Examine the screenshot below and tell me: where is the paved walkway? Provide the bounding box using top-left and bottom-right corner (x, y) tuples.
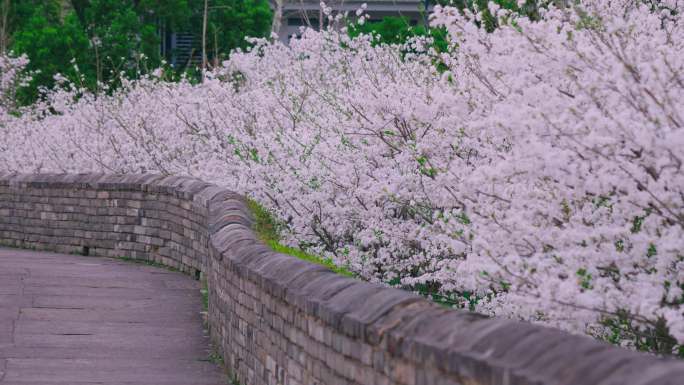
(0, 247), (225, 385)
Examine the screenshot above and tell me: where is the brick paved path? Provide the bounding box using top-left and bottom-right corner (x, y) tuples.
(0, 247), (225, 385)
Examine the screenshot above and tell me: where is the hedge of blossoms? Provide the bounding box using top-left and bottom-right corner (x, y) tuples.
(1, 1), (682, 356)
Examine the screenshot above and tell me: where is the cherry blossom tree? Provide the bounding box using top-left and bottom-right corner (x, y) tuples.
(1, 0), (682, 356)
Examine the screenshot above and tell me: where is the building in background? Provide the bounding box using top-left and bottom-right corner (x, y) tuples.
(272, 0), (432, 42)
(160, 29), (201, 69)
(161, 0), (433, 68)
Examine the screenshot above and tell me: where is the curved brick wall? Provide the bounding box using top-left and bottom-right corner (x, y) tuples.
(0, 172), (682, 385)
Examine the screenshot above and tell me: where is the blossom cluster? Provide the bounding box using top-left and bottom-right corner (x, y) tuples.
(1, 1), (682, 354)
(0, 54), (29, 114)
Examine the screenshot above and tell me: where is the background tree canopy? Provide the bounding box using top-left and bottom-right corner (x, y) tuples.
(347, 16), (450, 54)
(345, 1), (559, 53)
(1, 0), (272, 104)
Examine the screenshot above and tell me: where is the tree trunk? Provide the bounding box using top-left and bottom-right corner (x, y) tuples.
(0, 0), (10, 55)
(271, 0), (283, 39)
(201, 0), (208, 81)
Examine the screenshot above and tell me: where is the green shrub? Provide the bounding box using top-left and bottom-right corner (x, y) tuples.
(247, 199), (355, 277)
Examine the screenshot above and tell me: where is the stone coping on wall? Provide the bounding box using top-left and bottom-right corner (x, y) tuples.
(0, 172), (682, 385)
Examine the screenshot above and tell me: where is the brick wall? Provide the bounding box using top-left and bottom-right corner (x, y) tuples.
(0, 173), (682, 385)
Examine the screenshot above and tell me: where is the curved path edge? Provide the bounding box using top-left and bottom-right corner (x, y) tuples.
(0, 247), (225, 384)
(0, 172), (682, 385)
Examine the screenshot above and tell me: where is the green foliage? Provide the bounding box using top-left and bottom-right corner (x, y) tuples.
(79, 0), (171, 80)
(349, 16), (424, 45)
(247, 198), (282, 243)
(6, 0), (272, 104)
(348, 16), (449, 53)
(392, 277), (496, 312)
(439, 0), (568, 31)
(576, 267), (593, 290)
(597, 310), (683, 358)
(201, 277), (209, 311)
(205, 350), (224, 365)
(11, 8), (91, 104)
(247, 198), (355, 277)
(2, 0), (63, 40)
(630, 212), (649, 233)
(197, 0), (273, 61)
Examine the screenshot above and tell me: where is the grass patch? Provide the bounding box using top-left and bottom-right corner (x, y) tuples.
(246, 198), (355, 277)
(205, 349), (224, 365)
(199, 346), (241, 385)
(200, 276), (209, 311)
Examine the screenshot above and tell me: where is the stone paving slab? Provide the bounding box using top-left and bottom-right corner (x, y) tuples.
(4, 358), (224, 383)
(15, 320), (206, 337)
(31, 294), (200, 309)
(21, 276), (166, 290)
(0, 321), (12, 344)
(0, 380), (223, 385)
(18, 307), (203, 325)
(0, 247), (225, 384)
(0, 345), (213, 360)
(0, 297), (31, 308)
(0, 310), (18, 322)
(14, 333), (212, 351)
(22, 285), (175, 299)
(0, 281), (22, 296)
